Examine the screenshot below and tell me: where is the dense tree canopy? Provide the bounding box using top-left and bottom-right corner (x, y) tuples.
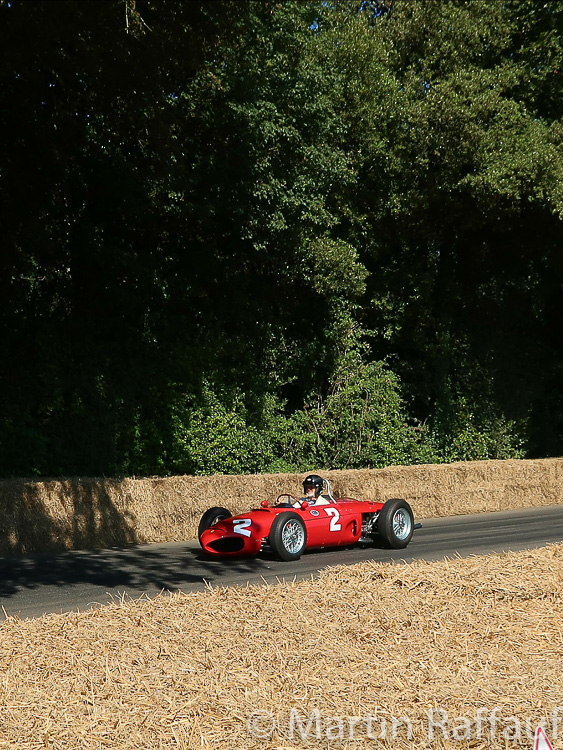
(1, 0), (562, 477)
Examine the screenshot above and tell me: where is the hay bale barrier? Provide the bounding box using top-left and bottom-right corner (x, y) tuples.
(0, 458), (562, 555)
(0, 545), (561, 749)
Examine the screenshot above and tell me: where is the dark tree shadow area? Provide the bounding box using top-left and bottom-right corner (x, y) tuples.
(0, 479), (263, 606)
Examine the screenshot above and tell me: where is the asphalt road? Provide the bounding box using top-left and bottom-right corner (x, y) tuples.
(1, 504), (562, 620)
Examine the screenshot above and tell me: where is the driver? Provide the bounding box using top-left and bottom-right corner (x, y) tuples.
(273, 474), (332, 507)
(301, 474), (331, 505)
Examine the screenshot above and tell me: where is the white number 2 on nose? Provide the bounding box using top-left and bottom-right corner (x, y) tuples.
(233, 518), (252, 537)
(324, 508), (341, 531)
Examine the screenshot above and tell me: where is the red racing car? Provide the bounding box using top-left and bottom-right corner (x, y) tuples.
(198, 474), (420, 561)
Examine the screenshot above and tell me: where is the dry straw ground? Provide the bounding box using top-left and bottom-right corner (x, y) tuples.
(1, 458), (562, 555)
(0, 544), (561, 750)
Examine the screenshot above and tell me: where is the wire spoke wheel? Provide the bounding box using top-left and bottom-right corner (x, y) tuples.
(377, 499), (414, 549)
(281, 519), (306, 554)
(392, 508), (412, 541)
(269, 512), (307, 561)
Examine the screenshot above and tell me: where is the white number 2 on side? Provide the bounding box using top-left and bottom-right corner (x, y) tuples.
(324, 508), (341, 532)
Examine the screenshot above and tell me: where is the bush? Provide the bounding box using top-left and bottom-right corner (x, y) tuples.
(428, 396), (527, 463)
(178, 386), (275, 476)
(164, 356), (526, 477)
(270, 336), (433, 470)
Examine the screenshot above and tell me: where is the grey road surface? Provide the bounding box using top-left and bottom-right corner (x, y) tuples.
(1, 504), (562, 620)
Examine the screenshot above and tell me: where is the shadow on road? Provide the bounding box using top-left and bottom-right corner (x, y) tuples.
(0, 542), (285, 602)
(0, 536), (395, 604)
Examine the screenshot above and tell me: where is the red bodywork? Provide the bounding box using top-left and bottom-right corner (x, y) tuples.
(199, 497), (384, 557)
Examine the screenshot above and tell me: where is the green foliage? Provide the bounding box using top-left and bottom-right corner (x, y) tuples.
(308, 238), (369, 300)
(278, 351), (424, 471)
(429, 397), (527, 463)
(162, 350), (525, 477)
(178, 386), (274, 476)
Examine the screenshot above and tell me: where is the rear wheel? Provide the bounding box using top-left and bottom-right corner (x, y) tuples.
(198, 506), (232, 541)
(269, 512), (307, 561)
(376, 499), (414, 549)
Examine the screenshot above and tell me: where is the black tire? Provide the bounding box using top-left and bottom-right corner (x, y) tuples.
(269, 512), (307, 561)
(376, 498), (414, 549)
(198, 506), (232, 541)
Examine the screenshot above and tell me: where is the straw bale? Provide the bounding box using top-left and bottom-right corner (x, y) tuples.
(0, 458), (562, 555)
(0, 544), (562, 749)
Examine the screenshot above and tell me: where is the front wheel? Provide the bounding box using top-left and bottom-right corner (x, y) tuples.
(198, 506), (232, 541)
(376, 498), (414, 549)
(269, 512), (307, 561)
